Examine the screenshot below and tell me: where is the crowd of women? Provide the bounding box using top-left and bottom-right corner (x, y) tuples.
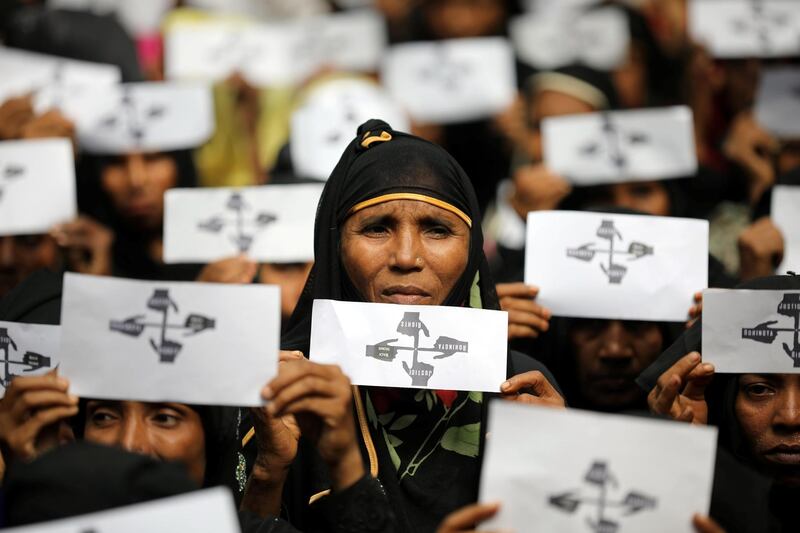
(0, 0), (798, 532)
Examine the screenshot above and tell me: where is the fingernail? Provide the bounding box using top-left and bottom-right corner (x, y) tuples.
(702, 363), (714, 372)
(57, 377), (69, 388)
(501, 380), (511, 392)
(261, 386), (273, 399)
(69, 394), (79, 404)
(689, 352), (701, 362)
(266, 403), (276, 415)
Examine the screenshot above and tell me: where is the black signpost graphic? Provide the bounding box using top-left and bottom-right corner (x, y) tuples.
(198, 192), (278, 253)
(418, 46), (471, 92)
(567, 220), (654, 284)
(109, 289), (215, 363)
(0, 160), (25, 202)
(98, 86), (166, 143)
(742, 293), (800, 367)
(365, 312), (468, 386)
(0, 327), (51, 390)
(579, 114), (649, 170)
(730, 0), (792, 53)
(209, 32), (264, 74)
(550, 460), (657, 533)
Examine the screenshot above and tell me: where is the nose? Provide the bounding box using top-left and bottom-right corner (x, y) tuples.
(0, 237), (15, 267)
(390, 226), (423, 272)
(774, 388), (800, 432)
(125, 153), (148, 190)
(118, 416), (153, 456)
(597, 321), (634, 365)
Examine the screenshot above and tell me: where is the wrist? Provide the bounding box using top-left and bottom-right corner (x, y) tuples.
(250, 457), (290, 486)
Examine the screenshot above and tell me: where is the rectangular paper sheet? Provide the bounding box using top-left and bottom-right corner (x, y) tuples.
(0, 321), (60, 398)
(542, 106), (697, 185)
(479, 401), (717, 533)
(3, 487), (241, 533)
(689, 0), (800, 59)
(309, 299), (508, 391)
(525, 211), (708, 321)
(755, 67), (800, 139)
(163, 184), (323, 264)
(773, 185), (800, 274)
(0, 138), (77, 236)
(381, 37), (517, 124)
(703, 288), (800, 373)
(59, 273), (280, 406)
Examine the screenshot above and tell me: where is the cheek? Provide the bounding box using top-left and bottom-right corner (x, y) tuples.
(148, 160), (178, 198)
(101, 168), (127, 202)
(735, 396), (771, 446)
(341, 236), (381, 293)
(83, 426), (117, 446)
(425, 238), (469, 286)
(635, 331), (663, 364)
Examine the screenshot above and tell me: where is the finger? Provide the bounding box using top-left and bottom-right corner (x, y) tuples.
(265, 361), (345, 400)
(10, 390), (78, 421)
(278, 397), (349, 428)
(14, 404), (80, 454)
(267, 374), (343, 416)
(500, 371), (559, 399)
(500, 297), (551, 318)
(650, 373), (682, 415)
(496, 282), (538, 299)
(683, 363), (715, 400)
(437, 502), (501, 533)
(278, 350), (305, 363)
(4, 374), (69, 399)
(507, 324), (539, 340)
(507, 310), (550, 332)
(692, 514), (726, 533)
(655, 352), (702, 392)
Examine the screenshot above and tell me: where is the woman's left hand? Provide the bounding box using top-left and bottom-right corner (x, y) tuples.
(500, 371), (565, 409)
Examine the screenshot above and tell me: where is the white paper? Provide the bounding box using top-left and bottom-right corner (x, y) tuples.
(772, 185), (800, 274)
(0, 46), (121, 112)
(309, 299), (508, 391)
(0, 138), (77, 236)
(480, 401), (717, 533)
(381, 37), (517, 124)
(755, 67), (800, 139)
(290, 78), (410, 181)
(542, 106), (697, 185)
(703, 288), (800, 373)
(165, 10), (386, 87)
(163, 184), (323, 263)
(60, 273), (280, 406)
(689, 0), (800, 59)
(0, 321), (60, 398)
(525, 211), (708, 321)
(61, 82), (214, 154)
(510, 7), (629, 71)
(3, 487), (241, 533)
(523, 0), (602, 13)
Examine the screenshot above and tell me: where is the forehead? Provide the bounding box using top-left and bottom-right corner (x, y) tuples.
(346, 199), (470, 227)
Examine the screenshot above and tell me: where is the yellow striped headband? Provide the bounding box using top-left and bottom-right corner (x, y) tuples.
(347, 193), (472, 228)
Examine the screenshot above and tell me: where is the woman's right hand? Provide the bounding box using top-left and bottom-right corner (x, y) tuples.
(436, 502), (505, 533)
(497, 283), (551, 340)
(196, 255), (258, 284)
(51, 216), (115, 276)
(647, 352), (714, 425)
(0, 373), (79, 462)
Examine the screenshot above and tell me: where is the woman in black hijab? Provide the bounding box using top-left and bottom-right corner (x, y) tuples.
(270, 119), (562, 533)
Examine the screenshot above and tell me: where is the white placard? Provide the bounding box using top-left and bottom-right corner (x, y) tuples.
(381, 37), (517, 124)
(3, 487), (241, 533)
(703, 288), (800, 373)
(755, 67), (800, 139)
(772, 185), (800, 274)
(309, 299), (508, 391)
(0, 46), (121, 113)
(163, 184), (323, 264)
(480, 401), (717, 533)
(0, 138), (77, 236)
(524, 211), (708, 321)
(165, 10), (386, 87)
(689, 0), (800, 59)
(510, 7), (629, 71)
(290, 78), (409, 181)
(60, 273), (280, 406)
(542, 106), (697, 185)
(0, 321), (60, 398)
(61, 82), (214, 154)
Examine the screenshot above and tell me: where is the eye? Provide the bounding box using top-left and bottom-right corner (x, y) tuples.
(151, 409), (182, 427)
(89, 408), (118, 426)
(425, 225), (453, 238)
(361, 223), (389, 236)
(628, 184), (657, 198)
(745, 383), (775, 398)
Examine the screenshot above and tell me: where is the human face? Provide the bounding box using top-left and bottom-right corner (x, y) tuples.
(593, 182), (672, 216)
(425, 0), (506, 39)
(100, 153), (177, 231)
(84, 400), (206, 485)
(341, 200), (470, 306)
(0, 235), (60, 299)
(736, 374), (800, 487)
(528, 90), (596, 162)
(569, 319), (663, 411)
(259, 261), (313, 322)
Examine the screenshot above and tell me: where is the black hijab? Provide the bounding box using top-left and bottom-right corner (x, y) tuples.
(282, 118), (499, 353)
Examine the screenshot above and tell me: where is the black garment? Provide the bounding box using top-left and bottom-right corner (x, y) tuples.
(638, 274), (800, 532)
(278, 119), (558, 533)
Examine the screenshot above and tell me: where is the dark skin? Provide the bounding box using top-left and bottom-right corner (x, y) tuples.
(736, 373), (800, 488)
(0, 235), (61, 299)
(569, 319), (663, 411)
(581, 181), (672, 216)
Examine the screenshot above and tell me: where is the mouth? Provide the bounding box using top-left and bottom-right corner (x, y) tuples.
(589, 374), (637, 393)
(764, 444), (800, 465)
(381, 285), (432, 305)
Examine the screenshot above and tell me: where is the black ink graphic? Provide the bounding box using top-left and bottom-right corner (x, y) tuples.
(0, 327), (51, 390)
(730, 0), (793, 53)
(0, 160), (25, 202)
(418, 46), (472, 92)
(208, 33), (264, 74)
(198, 192), (278, 253)
(567, 220), (654, 284)
(109, 289), (215, 363)
(550, 460), (657, 533)
(366, 312), (468, 386)
(579, 114), (650, 170)
(97, 86), (166, 143)
(742, 293), (800, 367)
